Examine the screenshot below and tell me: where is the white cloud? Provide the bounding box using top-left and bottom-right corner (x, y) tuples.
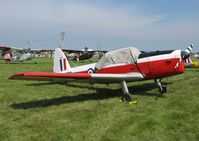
(0, 0), (198, 50)
(0, 1), (166, 36)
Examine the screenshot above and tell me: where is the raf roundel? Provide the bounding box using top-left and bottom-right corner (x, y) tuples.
(87, 68), (94, 74)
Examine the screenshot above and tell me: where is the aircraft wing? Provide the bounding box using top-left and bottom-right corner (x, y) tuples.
(0, 46), (11, 50)
(0, 46), (26, 54)
(9, 72), (144, 83)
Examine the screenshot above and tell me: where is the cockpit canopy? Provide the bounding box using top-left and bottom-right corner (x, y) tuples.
(95, 47), (141, 70)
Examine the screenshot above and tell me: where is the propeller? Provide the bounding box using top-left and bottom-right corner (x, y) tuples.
(181, 44), (193, 60)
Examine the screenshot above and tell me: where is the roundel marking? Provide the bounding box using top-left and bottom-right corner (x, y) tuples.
(87, 68), (94, 74)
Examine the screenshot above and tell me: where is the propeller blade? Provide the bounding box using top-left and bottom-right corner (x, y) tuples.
(181, 44), (193, 60)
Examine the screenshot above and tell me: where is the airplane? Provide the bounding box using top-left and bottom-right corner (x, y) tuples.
(63, 47), (107, 61)
(0, 46), (35, 63)
(66, 51), (94, 61)
(9, 45), (193, 103)
(183, 44), (199, 68)
(185, 57), (199, 68)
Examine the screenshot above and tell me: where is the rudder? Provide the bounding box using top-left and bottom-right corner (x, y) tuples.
(53, 48), (71, 73)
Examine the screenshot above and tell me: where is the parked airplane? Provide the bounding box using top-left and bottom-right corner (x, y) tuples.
(183, 44), (199, 68)
(185, 57), (199, 68)
(63, 47), (106, 61)
(66, 51), (94, 61)
(9, 45), (193, 102)
(0, 46), (35, 63)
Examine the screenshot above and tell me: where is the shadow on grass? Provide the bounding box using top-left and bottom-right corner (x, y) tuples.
(0, 60), (39, 64)
(26, 82), (67, 86)
(10, 82), (169, 109)
(186, 69), (199, 72)
(26, 82), (92, 89)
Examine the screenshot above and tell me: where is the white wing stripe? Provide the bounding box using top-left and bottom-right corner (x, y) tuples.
(91, 73), (144, 81)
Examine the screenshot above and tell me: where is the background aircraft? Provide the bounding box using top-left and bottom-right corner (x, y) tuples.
(185, 57), (199, 68)
(10, 45), (192, 102)
(183, 44), (199, 68)
(62, 47), (107, 61)
(0, 46), (35, 63)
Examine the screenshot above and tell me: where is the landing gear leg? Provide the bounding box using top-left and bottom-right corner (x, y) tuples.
(154, 79), (167, 95)
(120, 80), (132, 102)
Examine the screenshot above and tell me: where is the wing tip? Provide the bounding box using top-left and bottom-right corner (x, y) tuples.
(9, 73), (25, 80)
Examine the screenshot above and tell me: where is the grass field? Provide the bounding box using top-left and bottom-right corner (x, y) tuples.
(0, 58), (199, 141)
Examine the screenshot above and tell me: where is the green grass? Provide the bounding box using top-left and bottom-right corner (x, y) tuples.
(0, 58), (199, 141)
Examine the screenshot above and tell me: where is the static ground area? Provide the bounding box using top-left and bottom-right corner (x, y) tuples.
(0, 58), (199, 141)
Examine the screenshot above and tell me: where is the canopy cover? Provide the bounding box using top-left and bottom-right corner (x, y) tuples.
(95, 47), (141, 70)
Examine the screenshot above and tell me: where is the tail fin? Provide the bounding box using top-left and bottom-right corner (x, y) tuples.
(53, 48), (71, 73)
(4, 53), (12, 61)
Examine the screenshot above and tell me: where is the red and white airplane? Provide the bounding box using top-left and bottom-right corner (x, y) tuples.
(0, 46), (34, 63)
(9, 45), (193, 102)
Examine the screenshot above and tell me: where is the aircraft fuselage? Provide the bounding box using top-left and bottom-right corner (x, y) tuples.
(71, 50), (184, 80)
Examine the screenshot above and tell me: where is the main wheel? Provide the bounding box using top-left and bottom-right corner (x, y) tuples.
(159, 85), (167, 94)
(122, 94), (132, 102)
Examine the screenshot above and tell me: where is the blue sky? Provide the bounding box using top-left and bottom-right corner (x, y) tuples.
(0, 0), (199, 51)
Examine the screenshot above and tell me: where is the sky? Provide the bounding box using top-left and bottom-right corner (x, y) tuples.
(0, 0), (199, 51)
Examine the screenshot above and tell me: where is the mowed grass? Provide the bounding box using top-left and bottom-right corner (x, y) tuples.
(0, 58), (199, 141)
